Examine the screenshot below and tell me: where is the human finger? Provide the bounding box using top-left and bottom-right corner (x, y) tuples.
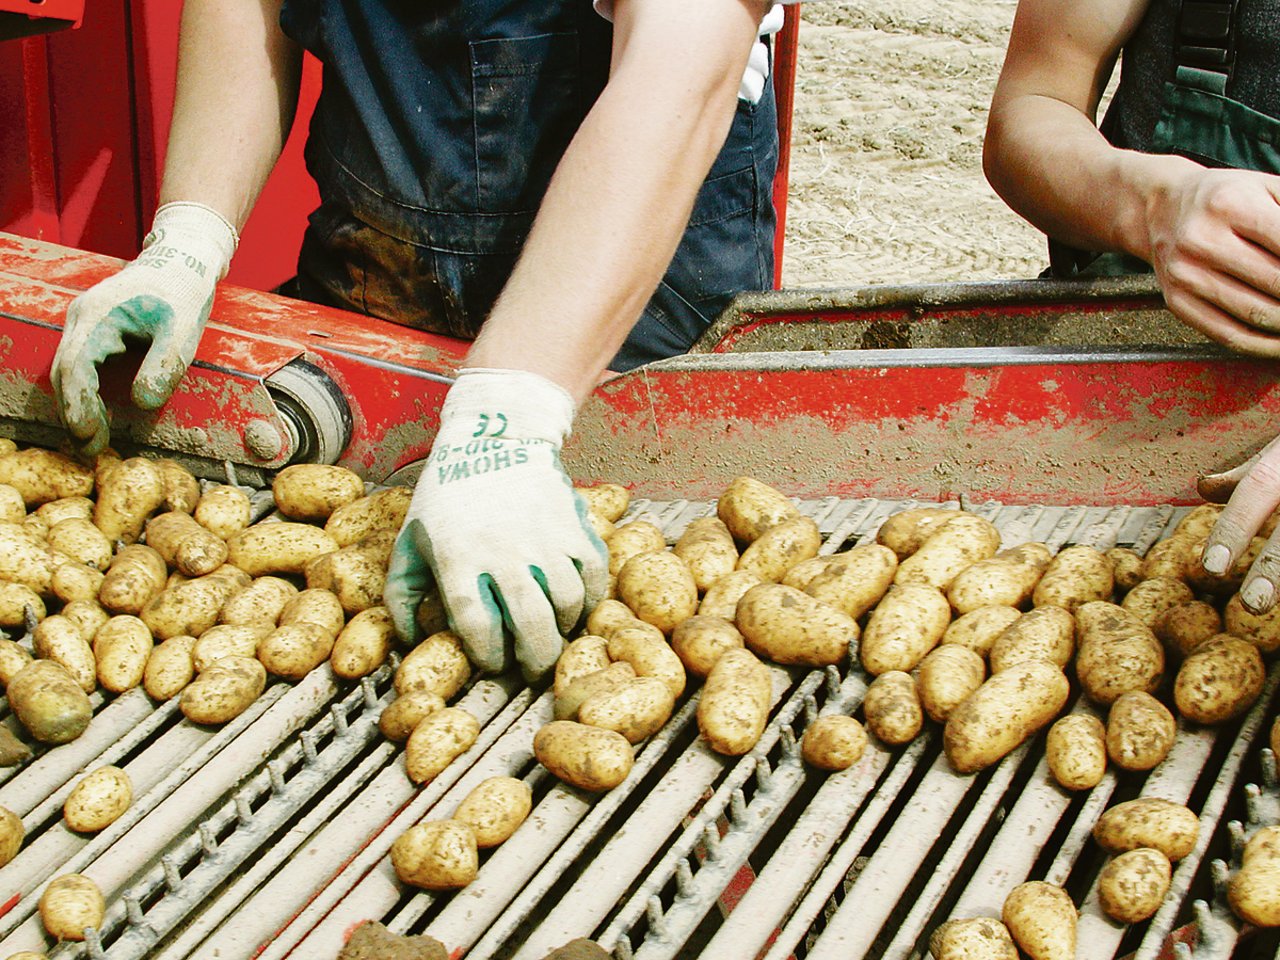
(1200, 434), (1280, 578)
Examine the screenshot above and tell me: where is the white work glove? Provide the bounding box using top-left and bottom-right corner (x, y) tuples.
(384, 368), (609, 681)
(51, 201), (237, 455)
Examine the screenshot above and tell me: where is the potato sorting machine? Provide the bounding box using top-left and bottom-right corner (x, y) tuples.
(0, 232), (1278, 959)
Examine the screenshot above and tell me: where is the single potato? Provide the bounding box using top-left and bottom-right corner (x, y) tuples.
(862, 670), (923, 746)
(697, 648), (772, 756)
(1001, 881), (1077, 960)
(39, 872), (105, 941)
(947, 542), (1052, 614)
(453, 776), (533, 848)
(1097, 848), (1171, 923)
(716, 476), (800, 543)
(673, 516), (739, 592)
(616, 550), (699, 635)
(1032, 545), (1114, 611)
(1106, 692), (1176, 772)
(917, 644), (986, 723)
(800, 715), (868, 771)
(737, 582), (858, 667)
(534, 720), (634, 791)
(928, 917), (1018, 960)
(180, 655), (267, 725)
(272, 463), (365, 521)
(671, 615), (744, 677)
(943, 660), (1069, 774)
(860, 582), (950, 675)
(804, 543), (898, 619)
(941, 605), (1022, 659)
(64, 766), (132, 832)
(893, 512), (1001, 591)
(1173, 634), (1264, 724)
(1092, 798), (1199, 861)
(1046, 714), (1107, 791)
(736, 515), (821, 583)
(378, 690), (446, 742)
(7, 659), (93, 743)
(391, 820), (478, 890)
(405, 707), (479, 784)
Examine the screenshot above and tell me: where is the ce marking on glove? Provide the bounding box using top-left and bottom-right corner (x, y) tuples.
(471, 412), (508, 438)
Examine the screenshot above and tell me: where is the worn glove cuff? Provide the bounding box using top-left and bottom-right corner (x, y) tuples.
(440, 367), (577, 444)
(144, 201), (240, 281)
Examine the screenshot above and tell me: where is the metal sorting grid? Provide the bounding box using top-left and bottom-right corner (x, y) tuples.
(0, 497), (1276, 960)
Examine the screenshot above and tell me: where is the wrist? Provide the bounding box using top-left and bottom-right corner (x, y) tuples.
(1116, 153), (1201, 263)
(438, 367), (576, 445)
(140, 201), (240, 282)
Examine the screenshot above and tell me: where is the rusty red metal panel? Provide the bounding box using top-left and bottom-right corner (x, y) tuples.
(0, 0), (83, 23)
(0, 36), (61, 243)
(772, 3), (799, 289)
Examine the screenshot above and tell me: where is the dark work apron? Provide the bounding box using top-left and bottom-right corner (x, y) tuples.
(1049, 0), (1280, 278)
(279, 0), (777, 370)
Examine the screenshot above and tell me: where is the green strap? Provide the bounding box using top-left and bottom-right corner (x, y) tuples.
(1174, 64), (1228, 96)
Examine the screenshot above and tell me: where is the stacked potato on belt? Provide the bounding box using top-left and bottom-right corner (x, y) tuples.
(528, 477), (1278, 945)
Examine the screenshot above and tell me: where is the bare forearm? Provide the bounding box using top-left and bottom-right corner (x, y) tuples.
(159, 0), (302, 231)
(466, 0), (766, 404)
(984, 94), (1202, 261)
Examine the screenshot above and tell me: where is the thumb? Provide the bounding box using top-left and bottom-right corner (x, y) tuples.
(132, 294), (209, 410)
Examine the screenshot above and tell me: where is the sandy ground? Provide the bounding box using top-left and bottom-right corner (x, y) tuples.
(780, 0), (1048, 288)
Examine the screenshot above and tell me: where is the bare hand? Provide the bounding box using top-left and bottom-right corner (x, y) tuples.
(1198, 432), (1280, 612)
(1146, 168), (1280, 356)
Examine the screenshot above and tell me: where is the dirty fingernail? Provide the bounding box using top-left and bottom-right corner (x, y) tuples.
(1241, 578), (1275, 613)
(1202, 544), (1231, 575)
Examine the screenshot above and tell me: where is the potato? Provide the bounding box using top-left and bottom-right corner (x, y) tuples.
(0, 804), (22, 866)
(554, 635), (612, 699)
(585, 598), (641, 639)
(1173, 634), (1264, 724)
(142, 570), (244, 640)
(579, 675), (675, 743)
(273, 464), (364, 521)
(617, 550), (699, 635)
(391, 820), (478, 890)
(944, 660), (1069, 774)
(946, 542), (1051, 613)
(1185, 535), (1263, 598)
(736, 515), (821, 583)
(894, 512), (1001, 591)
(801, 715), (867, 771)
(1229, 826), (1280, 927)
(227, 522), (340, 577)
(859, 582), (950, 675)
(154, 458), (200, 513)
(876, 506), (959, 559)
(782, 555), (832, 591)
(674, 516), (739, 592)
(1173, 503), (1222, 540)
(304, 538), (388, 614)
(577, 483), (630, 524)
(34, 614), (96, 692)
(378, 690), (446, 742)
(396, 630), (472, 699)
(36, 495), (94, 527)
(607, 520), (666, 577)
(917, 644), (986, 722)
(192, 623), (269, 672)
(805, 543), (899, 619)
(144, 634), (197, 700)
(1106, 691), (1176, 771)
(671, 615), (744, 677)
(415, 582), (449, 638)
(93, 614), (154, 692)
(1074, 602), (1164, 706)
(0, 481), (24, 522)
(737, 582), (858, 668)
(405, 707), (479, 784)
(698, 569), (764, 621)
(586, 510), (616, 543)
(1140, 535), (1200, 582)
(942, 606), (1022, 658)
(331, 606), (396, 678)
(278, 587), (347, 637)
(0, 447), (93, 505)
(180, 655), (267, 725)
(1222, 592), (1280, 655)
(697, 648), (772, 756)
(145, 510), (228, 577)
(0, 523), (57, 595)
(98, 543), (167, 614)
(51, 561), (105, 604)
(454, 777), (533, 848)
(7, 659), (92, 743)
(1032, 545), (1113, 610)
(64, 765), (132, 832)
(0, 579), (44, 626)
(1153, 600), (1222, 658)
(219, 575), (298, 627)
(324, 485), (412, 547)
(534, 720), (634, 791)
(258, 622), (335, 680)
(863, 670), (923, 746)
(606, 626), (686, 698)
(94, 456), (166, 544)
(46, 517), (112, 571)
(194, 484), (253, 539)
(928, 917), (1018, 960)
(1092, 798), (1199, 860)
(38, 872), (105, 941)
(1120, 577), (1195, 629)
(1001, 881), (1076, 960)
(1097, 848), (1171, 923)
(717, 476), (800, 543)
(554, 662), (637, 721)
(988, 606), (1075, 672)
(1046, 714), (1107, 791)
(0, 636), (33, 685)
(1105, 546), (1145, 593)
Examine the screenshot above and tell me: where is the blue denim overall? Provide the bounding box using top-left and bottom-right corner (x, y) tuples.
(1049, 0), (1280, 277)
(279, 0), (778, 370)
